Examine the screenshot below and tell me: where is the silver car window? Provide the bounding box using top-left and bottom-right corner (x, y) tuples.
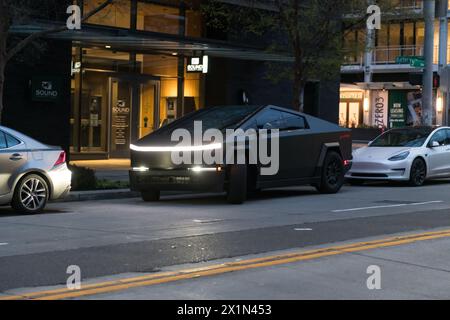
(5, 133), (21, 148)
(0, 132), (6, 149)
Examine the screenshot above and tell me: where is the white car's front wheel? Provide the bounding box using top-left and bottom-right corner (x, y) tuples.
(409, 158), (427, 187)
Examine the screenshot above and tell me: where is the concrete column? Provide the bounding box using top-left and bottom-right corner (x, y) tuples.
(423, 0), (436, 126)
(177, 1), (186, 117)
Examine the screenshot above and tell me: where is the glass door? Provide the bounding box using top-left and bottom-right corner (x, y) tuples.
(139, 80), (160, 139)
(109, 78), (132, 158)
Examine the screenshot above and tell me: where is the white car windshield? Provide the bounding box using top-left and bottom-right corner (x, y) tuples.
(370, 128), (433, 147)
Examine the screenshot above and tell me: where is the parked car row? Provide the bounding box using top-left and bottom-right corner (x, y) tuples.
(1, 104), (450, 214)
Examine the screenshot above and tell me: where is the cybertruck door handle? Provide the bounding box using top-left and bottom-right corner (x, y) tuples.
(9, 153), (23, 161)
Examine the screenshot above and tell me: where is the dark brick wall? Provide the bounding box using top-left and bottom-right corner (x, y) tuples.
(205, 57), (339, 124)
(3, 40), (72, 153)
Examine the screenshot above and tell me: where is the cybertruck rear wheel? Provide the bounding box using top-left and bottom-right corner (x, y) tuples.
(12, 174), (49, 214)
(226, 165), (247, 204)
(317, 151), (345, 194)
(141, 190), (161, 202)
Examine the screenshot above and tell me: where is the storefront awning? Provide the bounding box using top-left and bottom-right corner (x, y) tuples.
(11, 23), (294, 63)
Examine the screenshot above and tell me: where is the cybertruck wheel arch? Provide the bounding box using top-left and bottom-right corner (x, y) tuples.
(316, 143), (342, 169)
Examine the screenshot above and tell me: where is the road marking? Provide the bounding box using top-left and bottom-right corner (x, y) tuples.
(0, 243), (8, 246)
(193, 219), (224, 224)
(3, 228), (450, 300)
(332, 201), (444, 213)
(294, 228), (313, 231)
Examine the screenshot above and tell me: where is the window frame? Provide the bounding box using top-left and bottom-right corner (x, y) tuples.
(0, 130), (23, 150)
(280, 111), (309, 132)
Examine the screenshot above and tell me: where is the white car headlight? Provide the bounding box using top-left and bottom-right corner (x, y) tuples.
(388, 151), (410, 161)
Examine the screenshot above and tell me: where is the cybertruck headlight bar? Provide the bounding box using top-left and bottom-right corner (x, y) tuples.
(130, 143), (222, 152)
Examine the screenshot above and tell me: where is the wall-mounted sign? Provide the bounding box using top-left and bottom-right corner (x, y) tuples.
(31, 76), (62, 102)
(187, 56), (209, 74)
(372, 90), (388, 128)
(340, 91), (363, 100)
(390, 103), (406, 127)
(71, 61), (81, 76)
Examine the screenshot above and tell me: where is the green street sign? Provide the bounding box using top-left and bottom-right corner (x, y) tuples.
(395, 56), (424, 66)
(410, 58), (425, 68)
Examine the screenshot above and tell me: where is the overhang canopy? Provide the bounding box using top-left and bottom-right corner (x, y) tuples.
(11, 23), (294, 63)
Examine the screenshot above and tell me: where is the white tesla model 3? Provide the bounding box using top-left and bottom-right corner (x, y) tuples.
(346, 126), (450, 186)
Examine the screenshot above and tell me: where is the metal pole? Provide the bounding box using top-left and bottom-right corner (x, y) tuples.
(423, 0), (436, 126)
(437, 0), (448, 125)
(438, 0), (448, 69)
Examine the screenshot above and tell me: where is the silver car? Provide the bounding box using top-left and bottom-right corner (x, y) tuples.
(0, 126), (72, 214)
(346, 126), (450, 186)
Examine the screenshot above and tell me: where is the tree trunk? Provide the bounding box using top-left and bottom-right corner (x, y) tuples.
(293, 66), (305, 112)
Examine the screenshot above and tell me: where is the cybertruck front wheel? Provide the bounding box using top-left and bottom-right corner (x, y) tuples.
(12, 174), (49, 214)
(141, 190), (161, 202)
(226, 165), (247, 204)
(317, 151), (345, 194)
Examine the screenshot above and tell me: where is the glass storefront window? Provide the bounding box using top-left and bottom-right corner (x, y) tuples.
(84, 0), (131, 29)
(137, 1), (202, 37)
(137, 2), (181, 35)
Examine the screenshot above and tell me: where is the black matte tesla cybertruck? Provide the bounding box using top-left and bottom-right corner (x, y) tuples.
(130, 105), (352, 204)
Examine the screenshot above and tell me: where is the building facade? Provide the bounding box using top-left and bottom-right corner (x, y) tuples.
(341, 0), (450, 135)
(3, 0), (340, 161)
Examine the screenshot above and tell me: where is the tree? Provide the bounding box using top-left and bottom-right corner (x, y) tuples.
(0, 0), (115, 123)
(202, 0), (395, 112)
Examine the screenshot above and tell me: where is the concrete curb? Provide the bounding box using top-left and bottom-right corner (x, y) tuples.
(59, 189), (140, 202)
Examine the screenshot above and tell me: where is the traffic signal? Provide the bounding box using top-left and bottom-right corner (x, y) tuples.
(408, 72), (440, 88)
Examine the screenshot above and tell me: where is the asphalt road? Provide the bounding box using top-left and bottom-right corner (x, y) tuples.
(1, 181), (450, 299)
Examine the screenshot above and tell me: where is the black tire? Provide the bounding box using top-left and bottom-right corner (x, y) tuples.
(317, 151), (345, 194)
(409, 158), (427, 187)
(141, 190), (161, 202)
(11, 174), (49, 214)
(348, 179), (365, 186)
(226, 165), (247, 204)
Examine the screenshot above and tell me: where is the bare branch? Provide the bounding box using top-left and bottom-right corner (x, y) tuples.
(5, 0), (114, 62)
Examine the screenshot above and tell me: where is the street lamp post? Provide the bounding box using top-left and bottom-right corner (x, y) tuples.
(423, 0), (435, 126)
(437, 0), (449, 125)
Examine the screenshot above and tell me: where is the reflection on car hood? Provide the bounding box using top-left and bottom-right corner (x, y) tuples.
(353, 147), (412, 161)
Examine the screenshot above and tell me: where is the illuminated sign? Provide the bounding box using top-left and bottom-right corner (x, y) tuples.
(187, 56), (209, 74)
(31, 76), (62, 102)
(340, 91), (363, 100)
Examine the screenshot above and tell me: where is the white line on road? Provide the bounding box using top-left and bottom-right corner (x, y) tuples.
(332, 201), (444, 213)
(294, 228), (313, 231)
(193, 219), (224, 224)
(0, 243), (8, 246)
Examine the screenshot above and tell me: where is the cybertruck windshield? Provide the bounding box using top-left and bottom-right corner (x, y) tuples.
(160, 105), (261, 133)
(370, 128), (433, 148)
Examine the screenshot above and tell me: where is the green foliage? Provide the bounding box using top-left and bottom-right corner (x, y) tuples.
(201, 0), (399, 109)
(69, 165), (97, 191)
(68, 164), (130, 191)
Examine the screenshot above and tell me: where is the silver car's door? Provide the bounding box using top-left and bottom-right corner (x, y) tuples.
(443, 129), (450, 176)
(427, 129), (449, 177)
(0, 131), (27, 196)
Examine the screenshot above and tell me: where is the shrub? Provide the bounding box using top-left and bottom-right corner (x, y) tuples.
(69, 165), (97, 191)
